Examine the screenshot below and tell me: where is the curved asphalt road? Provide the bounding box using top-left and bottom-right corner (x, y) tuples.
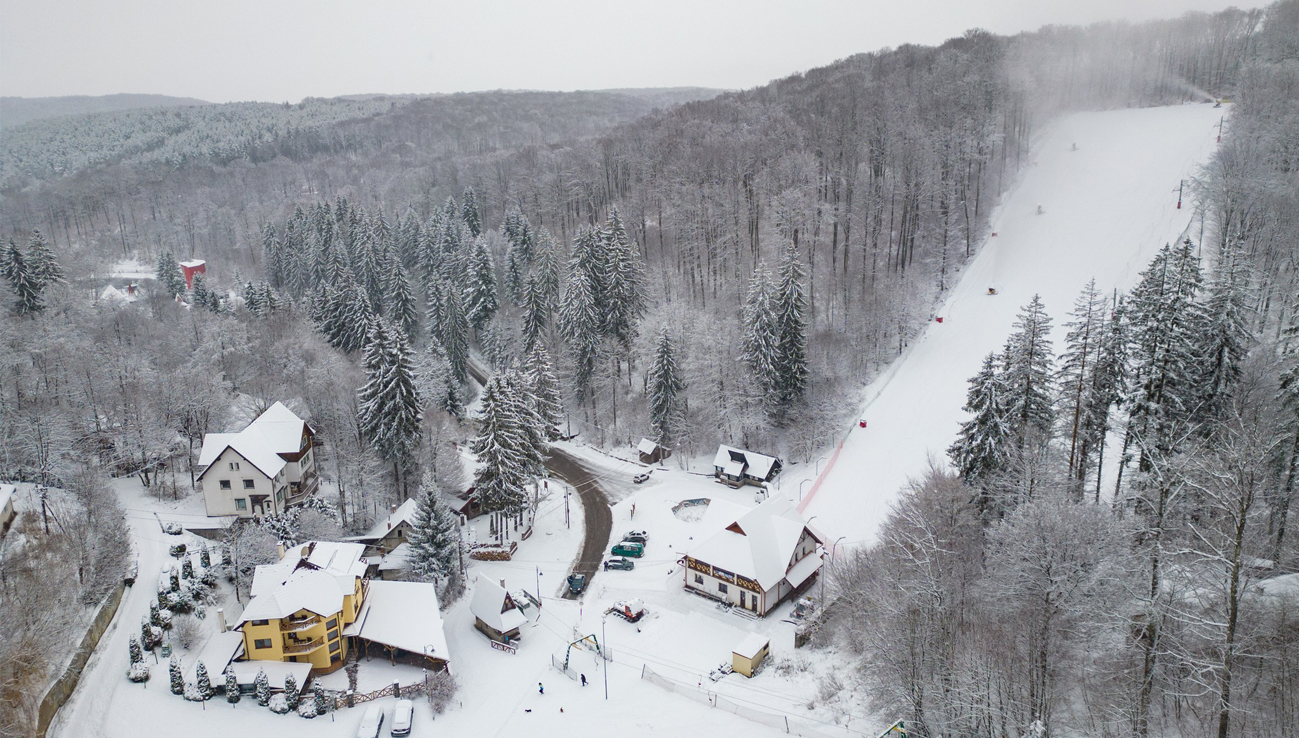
(465, 358), (612, 599)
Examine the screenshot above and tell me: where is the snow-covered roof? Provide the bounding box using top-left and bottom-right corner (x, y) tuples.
(637, 438), (659, 455)
(0, 484), (14, 511)
(344, 580), (449, 662)
(236, 570), (349, 626)
(470, 578), (528, 634)
(712, 445), (780, 480)
(98, 285), (138, 304)
(733, 633), (770, 659)
(186, 631), (244, 682)
(378, 542), (411, 572)
(179, 259), (206, 268)
(687, 496), (822, 591)
(197, 402), (312, 481)
(251, 541), (368, 598)
(360, 499), (418, 540)
(1256, 573), (1299, 599)
(227, 661), (310, 691)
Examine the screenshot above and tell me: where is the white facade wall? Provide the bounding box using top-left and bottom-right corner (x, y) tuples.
(201, 448), (289, 518)
(684, 562), (766, 614)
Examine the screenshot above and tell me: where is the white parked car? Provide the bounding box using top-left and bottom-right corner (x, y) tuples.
(356, 704), (384, 738)
(391, 699), (414, 736)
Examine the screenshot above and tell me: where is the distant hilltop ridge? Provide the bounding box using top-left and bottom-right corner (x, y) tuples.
(0, 93), (211, 128)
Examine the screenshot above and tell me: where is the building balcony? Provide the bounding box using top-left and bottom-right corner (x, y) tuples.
(280, 614), (321, 633)
(286, 471), (320, 505)
(281, 637), (325, 655)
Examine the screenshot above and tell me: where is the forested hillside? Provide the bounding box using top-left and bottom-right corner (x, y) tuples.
(0, 94), (210, 129)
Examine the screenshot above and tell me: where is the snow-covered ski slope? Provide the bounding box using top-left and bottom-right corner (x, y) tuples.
(802, 103), (1224, 545)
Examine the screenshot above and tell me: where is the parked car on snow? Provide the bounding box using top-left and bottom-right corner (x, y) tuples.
(622, 533), (648, 545)
(632, 472), (651, 484)
(356, 704), (384, 738)
(567, 574), (588, 595)
(625, 530), (649, 540)
(611, 541), (644, 558)
(391, 699), (413, 736)
(604, 557), (635, 571)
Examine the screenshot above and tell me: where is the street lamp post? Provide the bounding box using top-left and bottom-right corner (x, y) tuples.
(821, 535), (847, 605)
(602, 614), (609, 701)
(799, 478), (813, 501)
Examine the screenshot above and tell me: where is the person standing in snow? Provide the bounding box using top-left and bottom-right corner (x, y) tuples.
(580, 674), (587, 686)
(539, 682), (545, 695)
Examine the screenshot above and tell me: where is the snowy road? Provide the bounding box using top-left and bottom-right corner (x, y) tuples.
(801, 103), (1226, 547)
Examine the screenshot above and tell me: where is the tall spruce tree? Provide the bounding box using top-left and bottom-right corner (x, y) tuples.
(464, 238), (499, 331)
(1121, 239), (1206, 475)
(521, 275), (548, 352)
(155, 250), (186, 298)
(417, 339), (464, 418)
(523, 343), (564, 437)
(647, 327), (686, 447)
(534, 230), (562, 310)
(439, 285), (470, 383)
(1003, 294), (1056, 447)
(473, 375), (534, 515)
(1083, 296), (1128, 501)
(741, 265), (779, 395)
(386, 258), (420, 337)
(406, 471), (461, 582)
(461, 187), (481, 236)
(25, 230), (64, 288)
(357, 319), (423, 497)
(1196, 243), (1252, 423)
(4, 240), (43, 315)
(949, 351), (1014, 487)
(601, 208), (647, 352)
(1057, 280), (1105, 491)
(225, 668), (240, 703)
(772, 242), (810, 413)
(1272, 293), (1299, 563)
(557, 260), (603, 402)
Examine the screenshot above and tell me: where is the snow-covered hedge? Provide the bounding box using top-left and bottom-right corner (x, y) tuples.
(268, 694), (291, 714)
(183, 683), (207, 702)
(297, 701), (318, 719)
(127, 663), (150, 683)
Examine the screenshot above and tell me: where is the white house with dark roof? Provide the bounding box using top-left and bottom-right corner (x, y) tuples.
(344, 498), (418, 556)
(682, 496), (823, 616)
(712, 445), (782, 487)
(197, 402), (318, 518)
(470, 577), (528, 643)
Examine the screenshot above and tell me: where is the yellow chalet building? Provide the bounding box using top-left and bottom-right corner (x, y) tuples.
(235, 541), (368, 673)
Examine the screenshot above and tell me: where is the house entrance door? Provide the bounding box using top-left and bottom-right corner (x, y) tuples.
(250, 494), (268, 516)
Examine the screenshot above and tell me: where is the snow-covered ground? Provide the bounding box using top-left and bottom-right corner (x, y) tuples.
(799, 103), (1226, 548)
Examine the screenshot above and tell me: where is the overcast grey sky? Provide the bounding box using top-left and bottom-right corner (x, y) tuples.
(0, 0), (1266, 103)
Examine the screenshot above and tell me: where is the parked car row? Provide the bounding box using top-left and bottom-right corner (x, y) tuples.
(608, 530), (650, 563)
(356, 699), (414, 737)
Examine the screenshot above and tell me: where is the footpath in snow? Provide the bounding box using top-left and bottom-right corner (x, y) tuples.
(802, 103), (1226, 547)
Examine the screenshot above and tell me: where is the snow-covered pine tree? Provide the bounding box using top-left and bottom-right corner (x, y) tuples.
(1272, 292), (1299, 563)
(284, 674), (299, 709)
(772, 242), (810, 414)
(647, 326), (686, 447)
(225, 668), (240, 703)
(523, 343), (564, 437)
(464, 238), (499, 331)
(405, 471), (460, 583)
(26, 230), (64, 288)
(155, 250), (186, 298)
(472, 375), (534, 515)
(1057, 279), (1105, 493)
(320, 271), (372, 354)
(1083, 296), (1128, 501)
(1195, 241), (1253, 424)
(243, 281), (265, 316)
(386, 258), (420, 338)
(196, 660), (212, 698)
(521, 275), (548, 352)
(741, 265), (779, 396)
(417, 214), (443, 280)
(169, 655), (184, 695)
(313, 683), (328, 714)
(1003, 294), (1056, 447)
(191, 272), (211, 305)
(557, 257), (603, 402)
(503, 208), (534, 303)
(1121, 240), (1206, 472)
(948, 351), (1014, 488)
(357, 319), (423, 496)
(534, 230), (562, 310)
(461, 187), (481, 237)
(4, 240), (43, 315)
(263, 223), (286, 289)
(439, 285), (470, 383)
(503, 367), (548, 479)
(129, 635), (143, 664)
(601, 208), (647, 352)
(255, 668), (271, 705)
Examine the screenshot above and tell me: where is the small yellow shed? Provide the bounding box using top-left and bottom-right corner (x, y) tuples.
(731, 633), (770, 678)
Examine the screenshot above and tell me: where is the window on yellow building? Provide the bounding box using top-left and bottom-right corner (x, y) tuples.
(254, 639), (272, 649)
(252, 619), (269, 626)
(328, 629), (338, 641)
(326, 618), (337, 629)
(330, 653), (341, 664)
(330, 640), (340, 653)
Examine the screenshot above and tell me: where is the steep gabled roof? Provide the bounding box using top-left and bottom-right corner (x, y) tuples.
(197, 402), (312, 482)
(712, 445), (779, 479)
(236, 569), (348, 625)
(470, 577), (528, 634)
(687, 496), (822, 591)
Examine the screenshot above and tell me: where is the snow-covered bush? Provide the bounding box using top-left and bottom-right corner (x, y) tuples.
(195, 660), (212, 698)
(127, 663), (150, 683)
(181, 558), (194, 579)
(254, 668), (271, 705)
(184, 682), (207, 702)
(158, 608), (173, 628)
(297, 700), (318, 718)
(172, 615), (201, 648)
(199, 546), (211, 568)
(128, 635), (143, 664)
(283, 674), (299, 709)
(313, 684), (329, 715)
(169, 543), (187, 557)
(427, 670), (458, 714)
(168, 656), (184, 695)
(165, 589), (195, 613)
(268, 694), (291, 714)
(162, 522), (183, 536)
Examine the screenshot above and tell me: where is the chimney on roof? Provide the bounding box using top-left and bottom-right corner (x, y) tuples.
(216, 608), (227, 633)
(276, 542), (285, 559)
(500, 579), (506, 589)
